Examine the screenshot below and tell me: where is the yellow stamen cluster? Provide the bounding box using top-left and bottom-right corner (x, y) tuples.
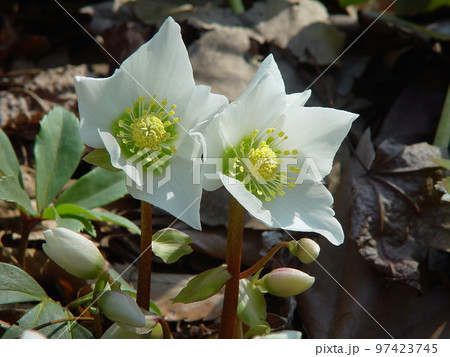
(112, 96), (180, 172)
(224, 127), (300, 202)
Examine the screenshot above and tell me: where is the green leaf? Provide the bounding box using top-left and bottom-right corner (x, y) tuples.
(42, 206), (89, 234)
(56, 203), (102, 221)
(35, 107), (84, 212)
(338, 0), (369, 6)
(396, 0), (450, 17)
(431, 158), (450, 170)
(0, 176), (38, 217)
(2, 300), (93, 339)
(171, 265), (231, 303)
(83, 148), (120, 172)
(0, 128), (22, 184)
(90, 210), (140, 234)
(55, 167), (127, 209)
(243, 323), (271, 339)
(0, 263), (48, 305)
(152, 228), (192, 264)
(237, 279), (267, 328)
(443, 177), (450, 193)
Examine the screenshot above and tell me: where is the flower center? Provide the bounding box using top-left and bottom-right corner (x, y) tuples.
(131, 114), (167, 149)
(249, 143), (278, 181)
(112, 96), (180, 173)
(223, 128), (300, 202)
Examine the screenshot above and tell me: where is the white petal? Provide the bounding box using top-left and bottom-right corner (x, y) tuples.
(264, 183), (344, 245)
(219, 173), (344, 245)
(193, 117), (226, 192)
(174, 84), (228, 158)
(76, 17), (196, 148)
(219, 172), (272, 224)
(75, 70), (131, 148)
(279, 106), (358, 178)
(236, 54), (284, 103)
(126, 155), (203, 230)
(286, 90), (311, 107)
(219, 73), (286, 148)
(120, 17), (195, 105)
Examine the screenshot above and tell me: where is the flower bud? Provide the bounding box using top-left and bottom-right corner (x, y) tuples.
(43, 228), (107, 280)
(257, 268), (315, 297)
(98, 291), (146, 328)
(20, 330), (47, 339)
(289, 238), (320, 264)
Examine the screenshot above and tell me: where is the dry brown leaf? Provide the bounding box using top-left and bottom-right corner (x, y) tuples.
(244, 0), (345, 65)
(0, 65), (88, 131)
(350, 136), (449, 290)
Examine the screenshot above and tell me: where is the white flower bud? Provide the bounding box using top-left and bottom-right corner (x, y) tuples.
(289, 238), (320, 264)
(258, 268), (315, 297)
(98, 291), (146, 328)
(43, 228), (107, 280)
(20, 330), (47, 339)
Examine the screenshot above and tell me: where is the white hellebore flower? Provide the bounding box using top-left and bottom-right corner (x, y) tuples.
(75, 17), (227, 230)
(194, 55), (358, 245)
(43, 227), (107, 279)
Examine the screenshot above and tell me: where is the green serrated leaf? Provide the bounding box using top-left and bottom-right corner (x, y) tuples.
(59, 214), (97, 237)
(90, 210), (140, 234)
(56, 203), (102, 221)
(0, 129), (22, 185)
(2, 300), (93, 339)
(35, 107), (84, 212)
(56, 217), (85, 233)
(55, 167), (127, 209)
(152, 228), (192, 264)
(83, 149), (120, 172)
(42, 206), (88, 234)
(171, 265), (231, 303)
(0, 263), (48, 304)
(237, 279), (267, 328)
(0, 176), (38, 217)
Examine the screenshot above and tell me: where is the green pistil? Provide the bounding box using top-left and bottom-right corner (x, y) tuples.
(112, 96), (180, 173)
(223, 128), (300, 202)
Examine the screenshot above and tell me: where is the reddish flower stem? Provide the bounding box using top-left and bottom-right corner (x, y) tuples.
(218, 196), (246, 339)
(136, 201), (153, 310)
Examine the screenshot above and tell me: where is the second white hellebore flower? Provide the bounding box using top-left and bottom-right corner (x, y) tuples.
(75, 17), (227, 230)
(194, 56), (358, 245)
(43, 228), (107, 279)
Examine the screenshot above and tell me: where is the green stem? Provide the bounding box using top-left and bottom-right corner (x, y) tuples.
(218, 196), (246, 339)
(434, 83), (450, 148)
(65, 292), (94, 311)
(92, 273), (110, 338)
(17, 215), (37, 268)
(136, 201), (153, 310)
(33, 317), (94, 332)
(228, 0), (245, 14)
(239, 242), (290, 280)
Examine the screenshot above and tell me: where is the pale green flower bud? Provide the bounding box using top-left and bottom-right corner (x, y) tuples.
(257, 268), (315, 297)
(289, 238), (320, 264)
(98, 291), (146, 328)
(43, 228), (107, 280)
